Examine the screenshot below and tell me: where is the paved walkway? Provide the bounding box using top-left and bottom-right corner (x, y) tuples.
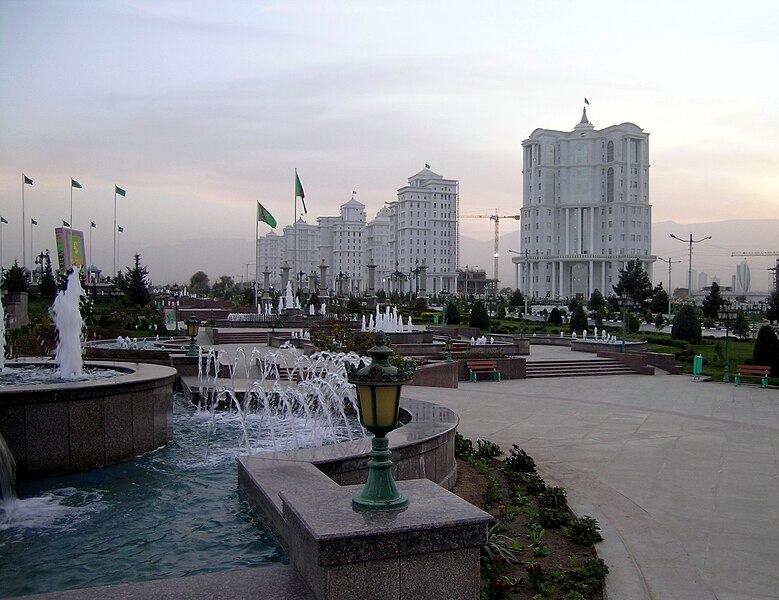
(406, 351), (779, 600)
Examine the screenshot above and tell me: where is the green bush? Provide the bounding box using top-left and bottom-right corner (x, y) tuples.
(753, 325), (779, 376)
(671, 304), (702, 344)
(548, 307), (563, 325)
(469, 300), (490, 330)
(569, 305), (588, 332)
(562, 516), (603, 546)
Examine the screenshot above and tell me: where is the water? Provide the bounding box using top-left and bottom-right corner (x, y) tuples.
(0, 393), (287, 598)
(0, 365), (124, 387)
(50, 270), (85, 378)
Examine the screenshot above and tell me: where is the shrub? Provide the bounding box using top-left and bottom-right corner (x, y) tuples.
(475, 438), (502, 460)
(569, 305), (588, 332)
(538, 507), (571, 529)
(562, 515), (603, 546)
(548, 307), (563, 325)
(454, 432), (474, 458)
(469, 300), (490, 330)
(2, 261), (28, 293)
(671, 303), (702, 344)
(503, 444), (536, 474)
(445, 302), (461, 324)
(753, 325), (779, 376)
(538, 486), (568, 510)
(513, 472), (546, 495)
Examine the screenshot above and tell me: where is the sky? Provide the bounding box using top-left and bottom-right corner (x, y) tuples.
(1, 0), (777, 286)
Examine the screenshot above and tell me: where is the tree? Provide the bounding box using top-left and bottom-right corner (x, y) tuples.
(496, 298), (507, 320)
(732, 309), (750, 340)
(468, 300), (490, 330)
(126, 254), (151, 306)
(189, 271), (210, 295)
(649, 284), (669, 314)
(587, 289), (605, 312)
(569, 304), (588, 332)
(39, 251), (57, 300)
(2, 261), (29, 293)
(753, 325), (779, 376)
(767, 291), (779, 324)
(548, 306), (563, 325)
(701, 282), (725, 319)
(671, 303), (702, 344)
(212, 275), (234, 299)
(654, 312), (666, 331)
(445, 302), (461, 324)
(508, 289), (525, 308)
(613, 260), (653, 308)
(567, 297), (579, 312)
(607, 295), (620, 315)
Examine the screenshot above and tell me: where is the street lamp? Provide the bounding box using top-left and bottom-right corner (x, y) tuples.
(185, 316), (200, 357)
(445, 336), (453, 362)
(346, 331), (416, 511)
(670, 233), (712, 301)
(718, 303), (738, 382)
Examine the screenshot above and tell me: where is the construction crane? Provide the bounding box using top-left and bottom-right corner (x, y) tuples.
(731, 251), (779, 291)
(461, 210), (521, 285)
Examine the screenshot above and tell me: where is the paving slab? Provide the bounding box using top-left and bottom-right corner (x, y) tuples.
(406, 348), (779, 600)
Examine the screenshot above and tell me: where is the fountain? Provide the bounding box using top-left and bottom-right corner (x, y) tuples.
(0, 271), (177, 480)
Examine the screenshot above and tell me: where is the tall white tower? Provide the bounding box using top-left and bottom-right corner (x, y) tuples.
(736, 260), (751, 293)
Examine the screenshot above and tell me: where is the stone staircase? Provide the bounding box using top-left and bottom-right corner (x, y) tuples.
(212, 330), (270, 345)
(526, 358), (637, 378)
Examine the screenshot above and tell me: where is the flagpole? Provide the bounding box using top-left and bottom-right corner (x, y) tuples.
(255, 203), (259, 312)
(113, 189), (117, 277)
(293, 169), (298, 293)
(30, 220), (34, 278)
(69, 179), (74, 272)
(21, 174), (26, 273)
(89, 223), (93, 284)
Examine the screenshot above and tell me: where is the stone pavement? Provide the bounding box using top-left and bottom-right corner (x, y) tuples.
(406, 350), (779, 600)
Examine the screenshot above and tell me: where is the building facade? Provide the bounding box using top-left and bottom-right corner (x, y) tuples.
(388, 168), (459, 295)
(512, 108), (655, 299)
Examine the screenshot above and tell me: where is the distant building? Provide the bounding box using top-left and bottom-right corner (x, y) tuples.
(698, 271), (708, 291)
(512, 108), (655, 299)
(387, 168), (459, 294)
(365, 206), (393, 289)
(318, 197), (366, 293)
(736, 260), (751, 293)
(256, 229), (283, 289)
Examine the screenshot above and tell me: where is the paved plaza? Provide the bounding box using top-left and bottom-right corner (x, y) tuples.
(406, 348), (779, 600)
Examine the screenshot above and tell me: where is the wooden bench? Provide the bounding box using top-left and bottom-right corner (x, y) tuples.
(466, 360), (501, 382)
(734, 364), (770, 388)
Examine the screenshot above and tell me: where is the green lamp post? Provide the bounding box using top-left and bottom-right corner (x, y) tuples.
(347, 331), (416, 511)
(185, 316), (200, 357)
(718, 303), (738, 382)
(445, 336), (453, 362)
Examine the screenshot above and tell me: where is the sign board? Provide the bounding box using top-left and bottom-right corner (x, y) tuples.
(54, 227), (86, 271)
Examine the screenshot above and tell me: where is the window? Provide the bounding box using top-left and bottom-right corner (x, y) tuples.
(607, 141), (614, 162)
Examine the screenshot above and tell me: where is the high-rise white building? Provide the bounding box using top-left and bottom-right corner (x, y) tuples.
(512, 109), (655, 299)
(388, 168), (459, 294)
(282, 219), (321, 289)
(256, 229), (283, 289)
(736, 260), (751, 294)
(365, 206), (393, 288)
(318, 197), (366, 293)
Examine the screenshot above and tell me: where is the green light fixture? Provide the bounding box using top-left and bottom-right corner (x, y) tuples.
(185, 316), (200, 357)
(347, 331), (416, 511)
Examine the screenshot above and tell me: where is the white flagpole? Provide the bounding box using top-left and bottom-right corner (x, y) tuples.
(293, 170), (298, 292)
(89, 223), (93, 284)
(255, 203), (259, 312)
(113, 189), (117, 277)
(21, 174), (26, 272)
(69, 179), (74, 272)
(30, 219), (35, 278)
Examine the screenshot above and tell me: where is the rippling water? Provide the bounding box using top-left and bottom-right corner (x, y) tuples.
(0, 393), (287, 598)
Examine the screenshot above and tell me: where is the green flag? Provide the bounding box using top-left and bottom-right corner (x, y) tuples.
(425, 163), (430, 169)
(257, 202), (277, 228)
(71, 178), (82, 189)
(23, 174), (33, 185)
(115, 185), (126, 196)
(31, 218), (38, 225)
(0, 216), (8, 224)
(295, 170), (307, 214)
(90, 221), (97, 228)
(62, 220), (70, 227)
(117, 226), (124, 233)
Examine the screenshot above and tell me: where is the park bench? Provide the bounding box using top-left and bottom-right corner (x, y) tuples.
(467, 360), (501, 382)
(734, 364), (770, 388)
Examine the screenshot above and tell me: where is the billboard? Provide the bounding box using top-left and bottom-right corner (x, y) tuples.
(55, 227), (86, 271)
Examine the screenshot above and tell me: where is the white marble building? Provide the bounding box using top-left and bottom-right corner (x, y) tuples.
(512, 108), (655, 299)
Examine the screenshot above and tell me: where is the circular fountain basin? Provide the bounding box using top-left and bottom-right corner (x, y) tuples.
(0, 360), (177, 480)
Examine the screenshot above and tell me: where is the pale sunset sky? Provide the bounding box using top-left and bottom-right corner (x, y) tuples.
(1, 0), (777, 285)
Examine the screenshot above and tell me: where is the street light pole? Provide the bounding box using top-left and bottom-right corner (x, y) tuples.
(670, 233), (712, 301)
(657, 256), (682, 315)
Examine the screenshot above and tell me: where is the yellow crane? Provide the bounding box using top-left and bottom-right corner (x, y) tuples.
(461, 210), (521, 285)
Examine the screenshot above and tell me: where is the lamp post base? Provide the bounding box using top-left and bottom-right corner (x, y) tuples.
(722, 365), (729, 383)
(352, 436), (408, 512)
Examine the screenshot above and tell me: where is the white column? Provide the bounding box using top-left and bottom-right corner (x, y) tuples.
(578, 208), (583, 254)
(590, 207), (595, 254)
(529, 262), (534, 298)
(588, 260), (593, 297)
(601, 261), (606, 293)
(558, 260), (564, 298)
(514, 261), (519, 289)
(565, 208), (570, 255)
